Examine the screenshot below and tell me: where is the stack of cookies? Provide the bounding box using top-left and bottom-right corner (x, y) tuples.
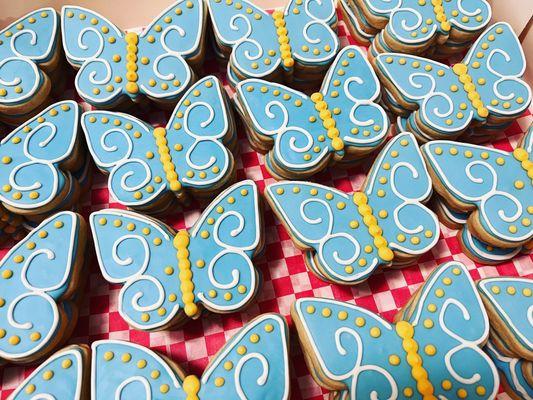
(374, 23), (531, 143)
(421, 126), (533, 264)
(208, 0), (340, 89)
(339, 0), (492, 58)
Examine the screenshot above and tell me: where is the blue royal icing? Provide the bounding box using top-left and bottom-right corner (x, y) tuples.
(265, 132), (439, 284)
(208, 0), (339, 81)
(375, 23), (531, 136)
(0, 211), (83, 362)
(82, 76), (233, 208)
(0, 101), (79, 211)
(477, 277), (533, 355)
(62, 1), (204, 106)
(359, 0), (491, 47)
(422, 132), (533, 246)
(89, 180), (261, 331)
(0, 8), (59, 106)
(9, 345), (85, 399)
(485, 341), (533, 400)
(236, 46), (389, 177)
(292, 261), (499, 399)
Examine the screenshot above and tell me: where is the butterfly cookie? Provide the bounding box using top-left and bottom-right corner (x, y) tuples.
(0, 101), (84, 218)
(62, 1), (206, 108)
(478, 277), (533, 400)
(82, 76), (235, 213)
(0, 211), (87, 365)
(375, 22), (531, 143)
(90, 180), (263, 331)
(292, 261), (500, 399)
(235, 46), (389, 180)
(342, 0), (492, 58)
(8, 313), (290, 400)
(0, 8), (61, 125)
(265, 132), (439, 285)
(421, 124), (533, 252)
(208, 0), (339, 88)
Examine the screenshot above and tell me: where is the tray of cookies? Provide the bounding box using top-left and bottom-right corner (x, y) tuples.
(0, 1), (531, 399)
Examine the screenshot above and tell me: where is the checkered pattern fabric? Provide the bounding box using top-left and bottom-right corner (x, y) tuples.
(0, 10), (532, 400)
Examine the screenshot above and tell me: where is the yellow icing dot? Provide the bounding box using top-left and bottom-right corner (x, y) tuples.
(370, 327), (381, 337)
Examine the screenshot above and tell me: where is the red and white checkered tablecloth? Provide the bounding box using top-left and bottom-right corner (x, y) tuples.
(1, 10), (532, 400)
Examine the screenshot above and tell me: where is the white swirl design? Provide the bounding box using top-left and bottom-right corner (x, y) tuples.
(0, 57), (40, 103)
(235, 353), (270, 400)
(115, 376), (151, 400)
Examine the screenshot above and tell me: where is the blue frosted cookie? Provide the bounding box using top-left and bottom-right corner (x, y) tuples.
(62, 1), (206, 108)
(9, 314), (290, 400)
(208, 0), (339, 88)
(0, 8), (61, 124)
(235, 45), (390, 180)
(89, 180), (263, 331)
(265, 132), (439, 285)
(292, 261), (500, 399)
(375, 23), (531, 142)
(0, 211), (86, 364)
(82, 76), (236, 212)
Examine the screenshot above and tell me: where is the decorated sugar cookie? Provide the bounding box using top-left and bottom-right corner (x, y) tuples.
(0, 8), (61, 124)
(265, 132), (439, 285)
(421, 126), (533, 249)
(235, 46), (389, 180)
(292, 261), (499, 399)
(350, 0), (492, 56)
(0, 211), (87, 364)
(208, 0), (339, 87)
(90, 180), (262, 331)
(9, 314), (289, 400)
(82, 76), (235, 211)
(62, 1), (206, 108)
(374, 23), (531, 142)
(0, 101), (82, 216)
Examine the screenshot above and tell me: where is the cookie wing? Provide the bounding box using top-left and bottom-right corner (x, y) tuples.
(0, 101), (79, 211)
(386, 0), (440, 45)
(189, 180), (262, 313)
(477, 277), (533, 357)
(136, 0), (203, 100)
(374, 53), (476, 133)
(422, 140), (532, 245)
(8, 346), (86, 400)
(82, 110), (167, 208)
(0, 212), (84, 362)
(0, 8), (58, 105)
(92, 340), (187, 400)
(163, 76), (233, 191)
(292, 298), (402, 398)
(321, 46), (389, 151)
(285, 0), (339, 66)
(200, 314), (290, 400)
(365, 132), (439, 257)
(61, 6), (125, 105)
(207, 0), (280, 78)
(266, 181), (382, 284)
(405, 261), (499, 399)
(465, 22), (531, 118)
(90, 209), (182, 331)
